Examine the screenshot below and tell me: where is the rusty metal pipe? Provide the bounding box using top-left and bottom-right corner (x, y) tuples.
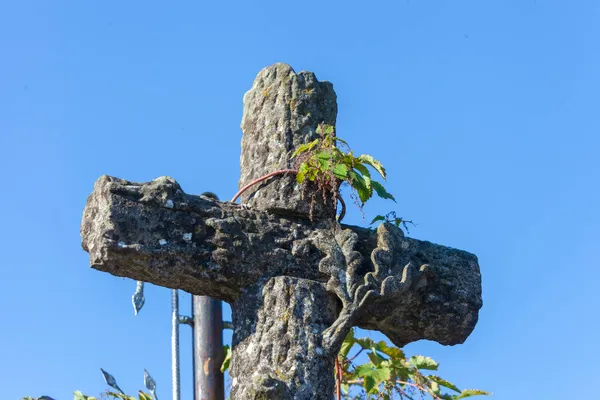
(192, 296), (224, 400)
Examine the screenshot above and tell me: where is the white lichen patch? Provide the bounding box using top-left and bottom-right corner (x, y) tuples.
(183, 233), (192, 241)
(159, 239), (168, 246)
(315, 347), (324, 356)
(118, 241), (141, 249)
(153, 176), (174, 184)
(401, 241), (409, 250)
(164, 199), (174, 208)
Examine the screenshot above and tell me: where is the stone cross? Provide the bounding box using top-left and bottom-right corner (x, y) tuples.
(80, 63), (482, 400)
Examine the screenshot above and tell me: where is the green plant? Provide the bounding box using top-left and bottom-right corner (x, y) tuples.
(69, 390), (153, 400)
(221, 344), (232, 373)
(73, 391), (97, 400)
(370, 211), (415, 233)
(231, 123), (396, 221)
(292, 123), (395, 212)
(336, 329), (489, 400)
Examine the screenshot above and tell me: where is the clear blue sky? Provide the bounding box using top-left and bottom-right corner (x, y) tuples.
(1, 1), (598, 399)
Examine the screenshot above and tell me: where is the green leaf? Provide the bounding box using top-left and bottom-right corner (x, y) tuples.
(341, 383), (350, 395)
(355, 337), (375, 349)
(316, 151), (332, 160)
(333, 163), (348, 180)
(339, 328), (355, 358)
(318, 157), (331, 172)
(356, 186), (370, 204)
(431, 381), (441, 395)
(307, 164), (319, 181)
(362, 173), (372, 191)
(358, 154), (387, 179)
(355, 364), (391, 394)
(371, 181), (396, 202)
(296, 171), (305, 183)
(297, 163), (310, 184)
(453, 389), (491, 399)
(349, 171), (372, 204)
(374, 341), (405, 360)
(368, 351), (385, 366)
(429, 376), (461, 393)
(388, 358), (411, 380)
(370, 215), (386, 225)
(353, 162), (371, 178)
(321, 124), (335, 135)
(291, 139), (319, 158)
(74, 392), (86, 400)
(138, 392), (153, 400)
(409, 355), (439, 370)
(221, 345), (232, 373)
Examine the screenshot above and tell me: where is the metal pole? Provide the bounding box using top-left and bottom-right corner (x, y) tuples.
(171, 289), (181, 400)
(192, 295), (224, 400)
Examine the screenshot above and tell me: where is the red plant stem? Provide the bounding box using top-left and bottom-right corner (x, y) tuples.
(335, 357), (342, 400)
(230, 168), (347, 222)
(337, 195), (346, 223)
(230, 169), (297, 203)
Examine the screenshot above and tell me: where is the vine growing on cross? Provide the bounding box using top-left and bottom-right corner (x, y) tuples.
(232, 123), (397, 221)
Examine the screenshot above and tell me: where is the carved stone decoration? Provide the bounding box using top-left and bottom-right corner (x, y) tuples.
(80, 64), (483, 399)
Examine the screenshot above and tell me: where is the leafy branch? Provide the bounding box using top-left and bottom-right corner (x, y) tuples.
(335, 328), (490, 400)
(231, 123), (396, 221)
(292, 123), (395, 207)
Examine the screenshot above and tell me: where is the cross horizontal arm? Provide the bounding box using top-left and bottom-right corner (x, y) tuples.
(81, 175), (482, 347)
(80, 175), (328, 302)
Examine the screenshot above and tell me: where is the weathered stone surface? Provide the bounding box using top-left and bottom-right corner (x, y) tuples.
(351, 225), (482, 347)
(239, 63), (338, 219)
(81, 64), (483, 399)
(230, 276), (338, 400)
(80, 175), (329, 303)
(81, 175), (482, 350)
